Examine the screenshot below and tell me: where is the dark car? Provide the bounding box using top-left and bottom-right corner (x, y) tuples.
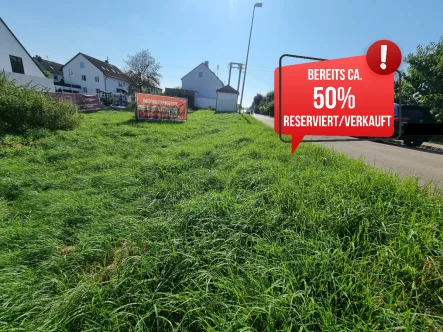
(392, 103), (437, 147)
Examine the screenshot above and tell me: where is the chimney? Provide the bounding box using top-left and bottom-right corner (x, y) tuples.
(36, 55), (42, 62)
(105, 57), (109, 64)
(204, 61), (209, 67)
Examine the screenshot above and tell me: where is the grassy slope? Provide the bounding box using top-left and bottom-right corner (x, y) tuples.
(0, 110), (442, 331)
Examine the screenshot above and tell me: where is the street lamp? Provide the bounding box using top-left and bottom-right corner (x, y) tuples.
(239, 2), (262, 113)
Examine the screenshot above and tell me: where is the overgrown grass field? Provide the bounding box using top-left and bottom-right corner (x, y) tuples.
(0, 110), (442, 331)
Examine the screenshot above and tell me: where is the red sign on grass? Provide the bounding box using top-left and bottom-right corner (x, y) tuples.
(274, 40), (402, 152)
(136, 93), (187, 122)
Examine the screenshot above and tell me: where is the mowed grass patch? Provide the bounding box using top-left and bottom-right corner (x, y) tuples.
(0, 110), (442, 331)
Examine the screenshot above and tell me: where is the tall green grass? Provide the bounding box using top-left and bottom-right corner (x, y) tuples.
(0, 110), (442, 331)
(0, 72), (81, 134)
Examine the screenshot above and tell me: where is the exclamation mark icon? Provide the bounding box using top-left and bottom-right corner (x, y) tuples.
(380, 45), (387, 70)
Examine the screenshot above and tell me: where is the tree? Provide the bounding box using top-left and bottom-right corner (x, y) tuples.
(251, 93), (264, 111)
(394, 71), (419, 105)
(400, 36), (443, 122)
(43, 71), (51, 79)
(124, 50), (162, 94)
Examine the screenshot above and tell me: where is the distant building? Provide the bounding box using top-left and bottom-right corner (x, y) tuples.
(0, 17), (54, 91)
(216, 85), (239, 112)
(33, 56), (64, 83)
(61, 53), (129, 94)
(181, 61), (223, 108)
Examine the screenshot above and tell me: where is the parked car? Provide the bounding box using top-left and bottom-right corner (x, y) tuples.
(392, 103), (437, 147)
(364, 104), (437, 147)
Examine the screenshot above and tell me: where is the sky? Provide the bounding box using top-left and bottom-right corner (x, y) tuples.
(1, 0), (442, 107)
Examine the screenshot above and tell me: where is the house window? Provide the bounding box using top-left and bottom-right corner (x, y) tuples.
(54, 75), (58, 80)
(198, 72), (203, 78)
(95, 76), (99, 82)
(118, 82), (123, 87)
(80, 62), (85, 68)
(96, 89), (100, 94)
(82, 75), (86, 81)
(9, 55), (25, 74)
(83, 87), (88, 93)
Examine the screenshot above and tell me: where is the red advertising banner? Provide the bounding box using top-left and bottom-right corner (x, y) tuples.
(275, 40), (402, 153)
(136, 93), (187, 122)
(48, 93), (101, 112)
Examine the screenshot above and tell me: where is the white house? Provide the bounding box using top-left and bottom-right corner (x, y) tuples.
(181, 61), (224, 108)
(0, 17), (55, 92)
(61, 53), (129, 95)
(216, 85), (239, 112)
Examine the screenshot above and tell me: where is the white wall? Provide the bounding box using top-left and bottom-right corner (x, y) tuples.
(182, 63), (223, 99)
(105, 76), (128, 93)
(62, 54), (105, 93)
(5, 71), (55, 91)
(196, 97), (216, 108)
(0, 19), (45, 77)
(216, 92), (237, 112)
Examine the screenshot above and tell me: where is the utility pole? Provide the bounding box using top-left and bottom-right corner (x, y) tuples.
(239, 3), (263, 112)
(237, 64), (243, 95)
(227, 62), (245, 112)
(227, 62), (244, 88)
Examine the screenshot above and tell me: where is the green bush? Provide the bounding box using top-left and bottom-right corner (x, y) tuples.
(0, 72), (81, 133)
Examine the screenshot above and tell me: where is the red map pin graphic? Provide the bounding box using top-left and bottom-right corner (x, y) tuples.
(366, 40), (402, 75)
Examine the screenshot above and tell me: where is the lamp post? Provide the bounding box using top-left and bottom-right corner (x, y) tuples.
(239, 2), (262, 113)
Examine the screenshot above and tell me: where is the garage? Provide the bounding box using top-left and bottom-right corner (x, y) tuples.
(215, 85), (239, 112)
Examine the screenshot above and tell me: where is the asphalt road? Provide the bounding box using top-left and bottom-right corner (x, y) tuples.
(252, 113), (443, 191)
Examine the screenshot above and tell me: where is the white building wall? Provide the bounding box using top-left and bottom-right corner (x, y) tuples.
(181, 63), (223, 101)
(4, 71), (55, 92)
(216, 92), (237, 112)
(0, 19), (47, 78)
(62, 54), (105, 93)
(104, 76), (128, 93)
(196, 97), (216, 108)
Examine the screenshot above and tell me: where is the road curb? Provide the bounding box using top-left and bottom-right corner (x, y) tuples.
(389, 140), (443, 153)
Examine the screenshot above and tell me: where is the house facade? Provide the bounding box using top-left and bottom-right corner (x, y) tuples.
(0, 17), (54, 91)
(61, 53), (129, 94)
(181, 61), (223, 108)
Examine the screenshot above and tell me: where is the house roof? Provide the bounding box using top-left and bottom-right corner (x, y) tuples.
(181, 62), (224, 86)
(0, 17), (47, 77)
(33, 56), (64, 75)
(61, 52), (129, 81)
(216, 85), (239, 94)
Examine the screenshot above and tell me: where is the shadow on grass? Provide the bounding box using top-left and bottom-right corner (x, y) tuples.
(118, 118), (187, 126)
(213, 111), (253, 124)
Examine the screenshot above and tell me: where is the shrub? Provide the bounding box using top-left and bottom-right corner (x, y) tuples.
(0, 72), (81, 133)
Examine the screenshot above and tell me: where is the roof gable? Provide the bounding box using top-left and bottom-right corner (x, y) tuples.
(61, 52), (129, 82)
(216, 85), (239, 94)
(181, 62), (224, 86)
(33, 57), (64, 75)
(0, 17), (46, 77)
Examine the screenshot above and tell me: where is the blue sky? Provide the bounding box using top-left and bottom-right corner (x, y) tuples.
(1, 0), (442, 107)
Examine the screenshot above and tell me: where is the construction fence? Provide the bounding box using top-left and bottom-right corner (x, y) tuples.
(46, 92), (129, 111)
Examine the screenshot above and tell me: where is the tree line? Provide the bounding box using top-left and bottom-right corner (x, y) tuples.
(251, 36), (443, 123)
